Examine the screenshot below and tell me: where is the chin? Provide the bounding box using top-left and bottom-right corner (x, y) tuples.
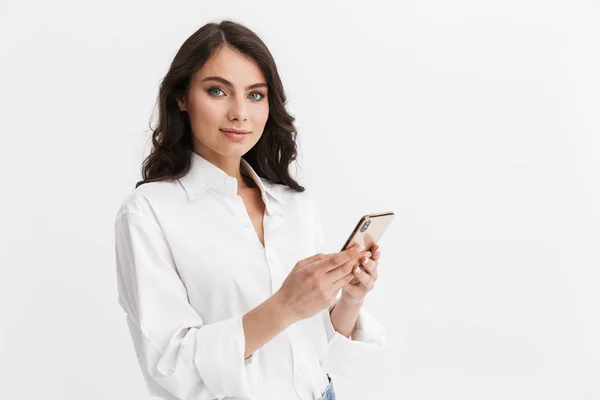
(217, 144), (255, 157)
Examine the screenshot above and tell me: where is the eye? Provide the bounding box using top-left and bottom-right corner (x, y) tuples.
(208, 87), (225, 97)
(249, 92), (265, 101)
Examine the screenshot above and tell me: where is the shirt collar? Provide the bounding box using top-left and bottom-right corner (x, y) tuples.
(177, 151), (287, 211)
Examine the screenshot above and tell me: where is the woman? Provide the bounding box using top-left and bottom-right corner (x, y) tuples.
(114, 20), (386, 400)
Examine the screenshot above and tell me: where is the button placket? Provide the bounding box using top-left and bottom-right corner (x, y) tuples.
(288, 327), (314, 399)
(235, 195), (257, 244)
(263, 216), (278, 294)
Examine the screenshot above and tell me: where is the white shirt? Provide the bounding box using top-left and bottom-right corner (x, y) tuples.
(114, 151), (386, 400)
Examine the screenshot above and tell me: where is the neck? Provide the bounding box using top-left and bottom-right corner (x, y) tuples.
(240, 173), (257, 189)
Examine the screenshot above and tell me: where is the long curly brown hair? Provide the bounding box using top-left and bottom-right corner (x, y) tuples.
(135, 20), (305, 192)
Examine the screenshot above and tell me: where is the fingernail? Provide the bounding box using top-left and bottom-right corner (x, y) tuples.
(354, 245), (365, 255)
(354, 265), (362, 273)
(362, 256), (370, 264)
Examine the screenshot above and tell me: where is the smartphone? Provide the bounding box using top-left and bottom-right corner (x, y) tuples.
(340, 211), (395, 252)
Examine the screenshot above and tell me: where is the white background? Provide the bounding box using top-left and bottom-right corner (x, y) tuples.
(0, 1), (598, 399)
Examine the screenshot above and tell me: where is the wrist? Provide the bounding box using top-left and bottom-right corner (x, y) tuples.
(271, 290), (296, 328)
(340, 292), (365, 307)
(330, 294), (363, 339)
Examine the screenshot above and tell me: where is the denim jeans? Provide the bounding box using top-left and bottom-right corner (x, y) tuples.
(318, 374), (337, 400)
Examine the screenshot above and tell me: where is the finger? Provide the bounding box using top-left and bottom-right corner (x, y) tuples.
(349, 257), (374, 284)
(317, 244), (369, 273)
(351, 264), (375, 291)
(332, 269), (357, 291)
(370, 245), (381, 261)
(327, 250), (372, 281)
(359, 257), (379, 279)
(303, 252), (329, 267)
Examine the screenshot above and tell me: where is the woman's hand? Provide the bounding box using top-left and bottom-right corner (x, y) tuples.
(276, 244), (371, 322)
(340, 244), (381, 304)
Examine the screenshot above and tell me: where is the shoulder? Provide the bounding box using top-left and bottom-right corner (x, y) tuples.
(278, 182), (321, 217)
(114, 179), (182, 224)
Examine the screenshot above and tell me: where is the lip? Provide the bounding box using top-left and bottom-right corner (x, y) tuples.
(221, 129), (250, 142)
(220, 128), (250, 134)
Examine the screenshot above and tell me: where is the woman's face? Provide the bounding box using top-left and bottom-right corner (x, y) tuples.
(177, 45), (270, 159)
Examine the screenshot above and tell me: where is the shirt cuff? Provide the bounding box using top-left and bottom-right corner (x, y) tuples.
(193, 314), (260, 398)
(320, 303), (387, 377)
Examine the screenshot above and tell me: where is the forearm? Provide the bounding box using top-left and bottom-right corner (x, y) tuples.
(242, 292), (293, 360)
(329, 297), (363, 338)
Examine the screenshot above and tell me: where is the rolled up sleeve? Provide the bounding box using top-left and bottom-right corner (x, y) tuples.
(319, 303), (386, 377)
(115, 212), (259, 399)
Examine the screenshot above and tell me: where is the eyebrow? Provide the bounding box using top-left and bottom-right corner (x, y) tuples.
(200, 76), (268, 91)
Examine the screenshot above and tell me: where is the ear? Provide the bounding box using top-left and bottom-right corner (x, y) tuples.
(177, 96), (187, 112)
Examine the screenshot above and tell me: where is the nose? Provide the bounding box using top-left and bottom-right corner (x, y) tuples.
(227, 94), (248, 122)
